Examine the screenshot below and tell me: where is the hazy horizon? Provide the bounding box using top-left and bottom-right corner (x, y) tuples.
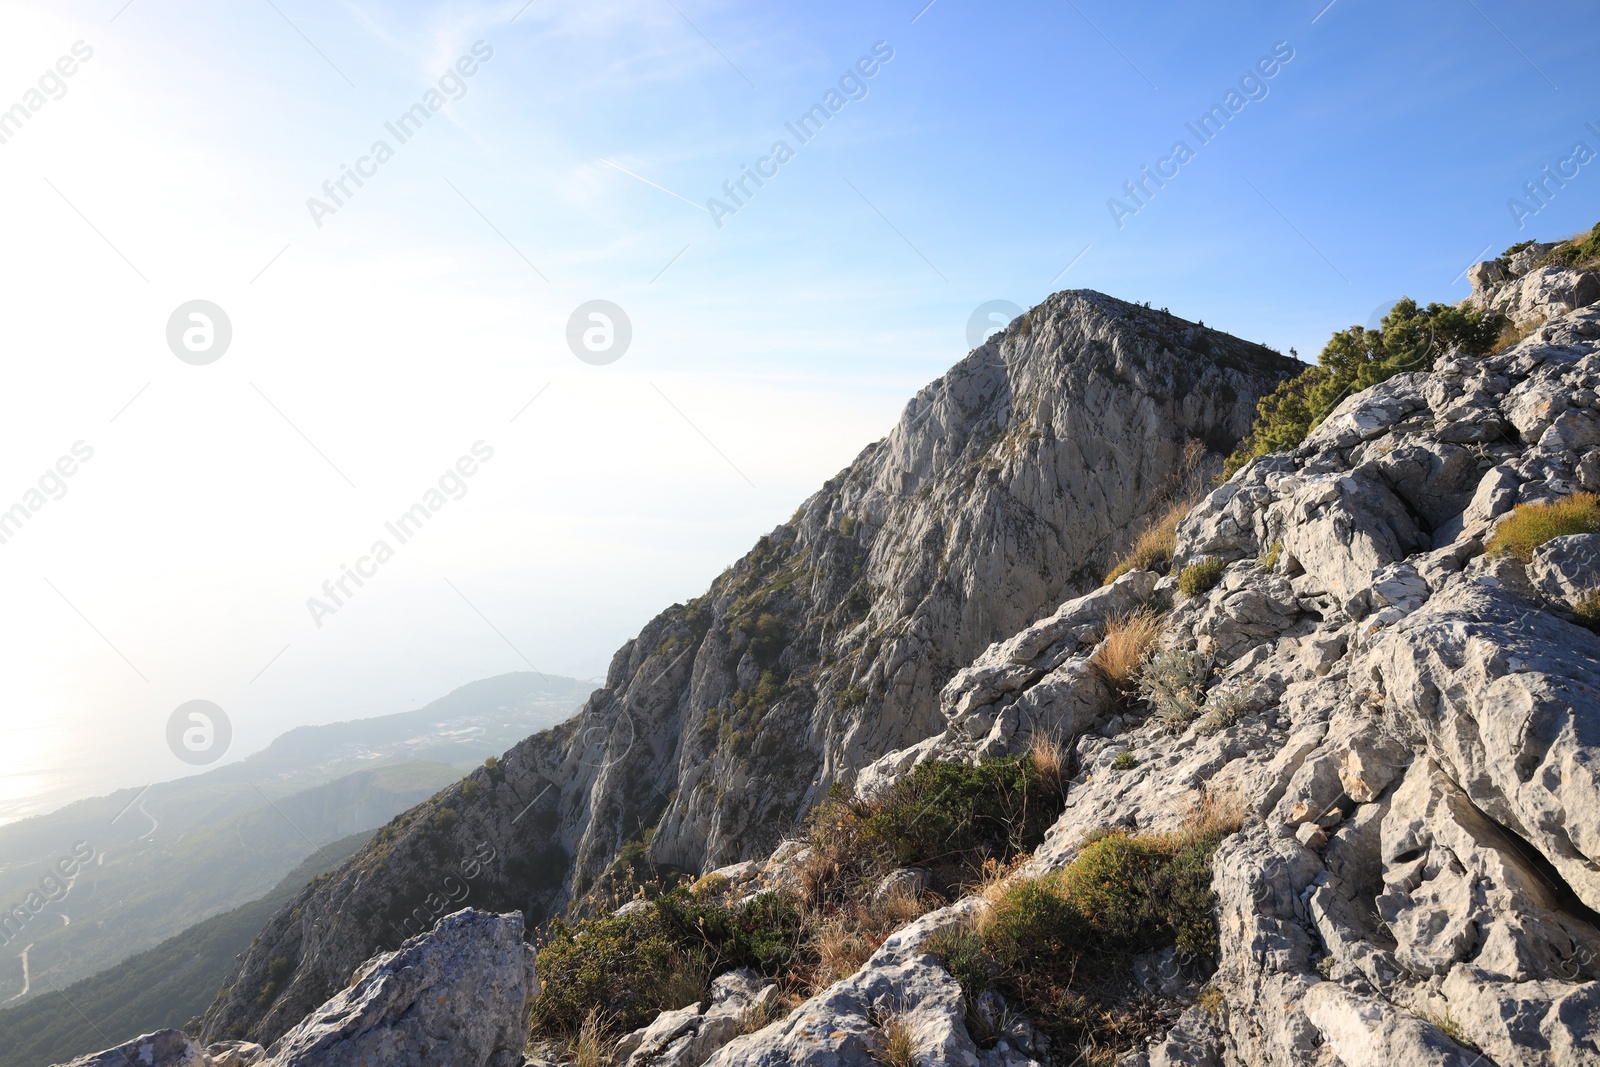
(2, 0), (1596, 828)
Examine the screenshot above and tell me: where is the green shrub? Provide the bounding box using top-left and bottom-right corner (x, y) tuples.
(1224, 299), (1503, 475)
(1547, 222), (1600, 270)
(1177, 558), (1225, 598)
(975, 823), (1229, 1060)
(530, 888), (805, 1041)
(1486, 493), (1600, 562)
(806, 757), (1065, 899)
(836, 682), (869, 708)
(1111, 751), (1138, 770)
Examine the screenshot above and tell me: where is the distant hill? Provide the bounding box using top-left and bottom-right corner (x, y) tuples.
(0, 672), (590, 1006)
(0, 831), (372, 1067)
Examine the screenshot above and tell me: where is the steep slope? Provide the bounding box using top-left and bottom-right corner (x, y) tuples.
(199, 290), (1300, 1046)
(0, 832), (372, 1067)
(688, 290), (1600, 1065)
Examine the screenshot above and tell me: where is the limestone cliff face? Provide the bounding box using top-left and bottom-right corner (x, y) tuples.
(704, 293), (1600, 1067)
(198, 290), (1297, 1046)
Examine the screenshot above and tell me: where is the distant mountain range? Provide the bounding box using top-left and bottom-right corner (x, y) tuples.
(0, 831), (373, 1067)
(0, 672), (592, 1011)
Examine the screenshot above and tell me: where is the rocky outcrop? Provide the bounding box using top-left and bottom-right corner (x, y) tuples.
(200, 291), (1297, 1047)
(701, 903), (992, 1067)
(258, 909), (536, 1067)
(50, 1031), (214, 1067)
(609, 968), (779, 1067)
(55, 910), (535, 1067)
(1469, 242), (1600, 329)
(703, 297), (1600, 1065)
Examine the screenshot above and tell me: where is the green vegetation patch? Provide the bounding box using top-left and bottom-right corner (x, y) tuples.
(804, 755), (1066, 901)
(532, 754), (1069, 1055)
(1573, 590), (1600, 634)
(1176, 558), (1225, 598)
(929, 818), (1235, 1065)
(1224, 298), (1503, 475)
(1486, 492), (1600, 562)
(530, 885), (804, 1039)
(1547, 221), (1600, 271)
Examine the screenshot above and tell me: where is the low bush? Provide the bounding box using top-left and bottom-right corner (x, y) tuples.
(1137, 647), (1213, 731)
(930, 812), (1234, 1065)
(1486, 493), (1600, 562)
(532, 754), (1067, 1054)
(1224, 299), (1503, 475)
(1547, 221), (1600, 271)
(1494, 312), (1546, 351)
(1091, 611), (1163, 691)
(804, 756), (1066, 902)
(1176, 559), (1225, 598)
(1111, 751), (1138, 770)
(873, 1011), (919, 1067)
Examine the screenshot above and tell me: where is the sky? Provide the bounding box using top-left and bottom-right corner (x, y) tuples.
(0, 0), (1596, 822)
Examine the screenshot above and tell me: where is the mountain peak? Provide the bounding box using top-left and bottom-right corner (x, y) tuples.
(197, 291), (1297, 1047)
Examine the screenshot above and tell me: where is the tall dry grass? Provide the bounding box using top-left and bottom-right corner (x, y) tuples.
(1091, 610), (1164, 691)
(1104, 499), (1193, 584)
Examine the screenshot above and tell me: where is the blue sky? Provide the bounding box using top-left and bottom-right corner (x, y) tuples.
(0, 0), (1596, 818)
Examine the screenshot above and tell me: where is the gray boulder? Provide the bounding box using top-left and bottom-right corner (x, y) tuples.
(50, 1031), (212, 1067)
(260, 909), (536, 1067)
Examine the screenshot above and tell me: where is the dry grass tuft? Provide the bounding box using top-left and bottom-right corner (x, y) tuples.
(798, 849), (844, 908)
(871, 886), (933, 931)
(814, 916), (875, 988)
(1028, 731), (1067, 794)
(572, 1007), (611, 1067)
(1486, 492), (1600, 562)
(1189, 785), (1248, 838)
(1574, 588), (1600, 633)
(874, 1012), (920, 1067)
(1104, 500), (1191, 584)
(971, 853), (1034, 918)
(1091, 610), (1164, 691)
(1495, 313), (1547, 352)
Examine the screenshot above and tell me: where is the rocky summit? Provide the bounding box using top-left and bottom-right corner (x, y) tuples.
(60, 251), (1600, 1067)
(195, 291), (1296, 1048)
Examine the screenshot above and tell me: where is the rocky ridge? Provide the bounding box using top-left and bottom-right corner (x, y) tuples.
(56, 256), (1600, 1067)
(198, 291), (1297, 1047)
(669, 275), (1600, 1066)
